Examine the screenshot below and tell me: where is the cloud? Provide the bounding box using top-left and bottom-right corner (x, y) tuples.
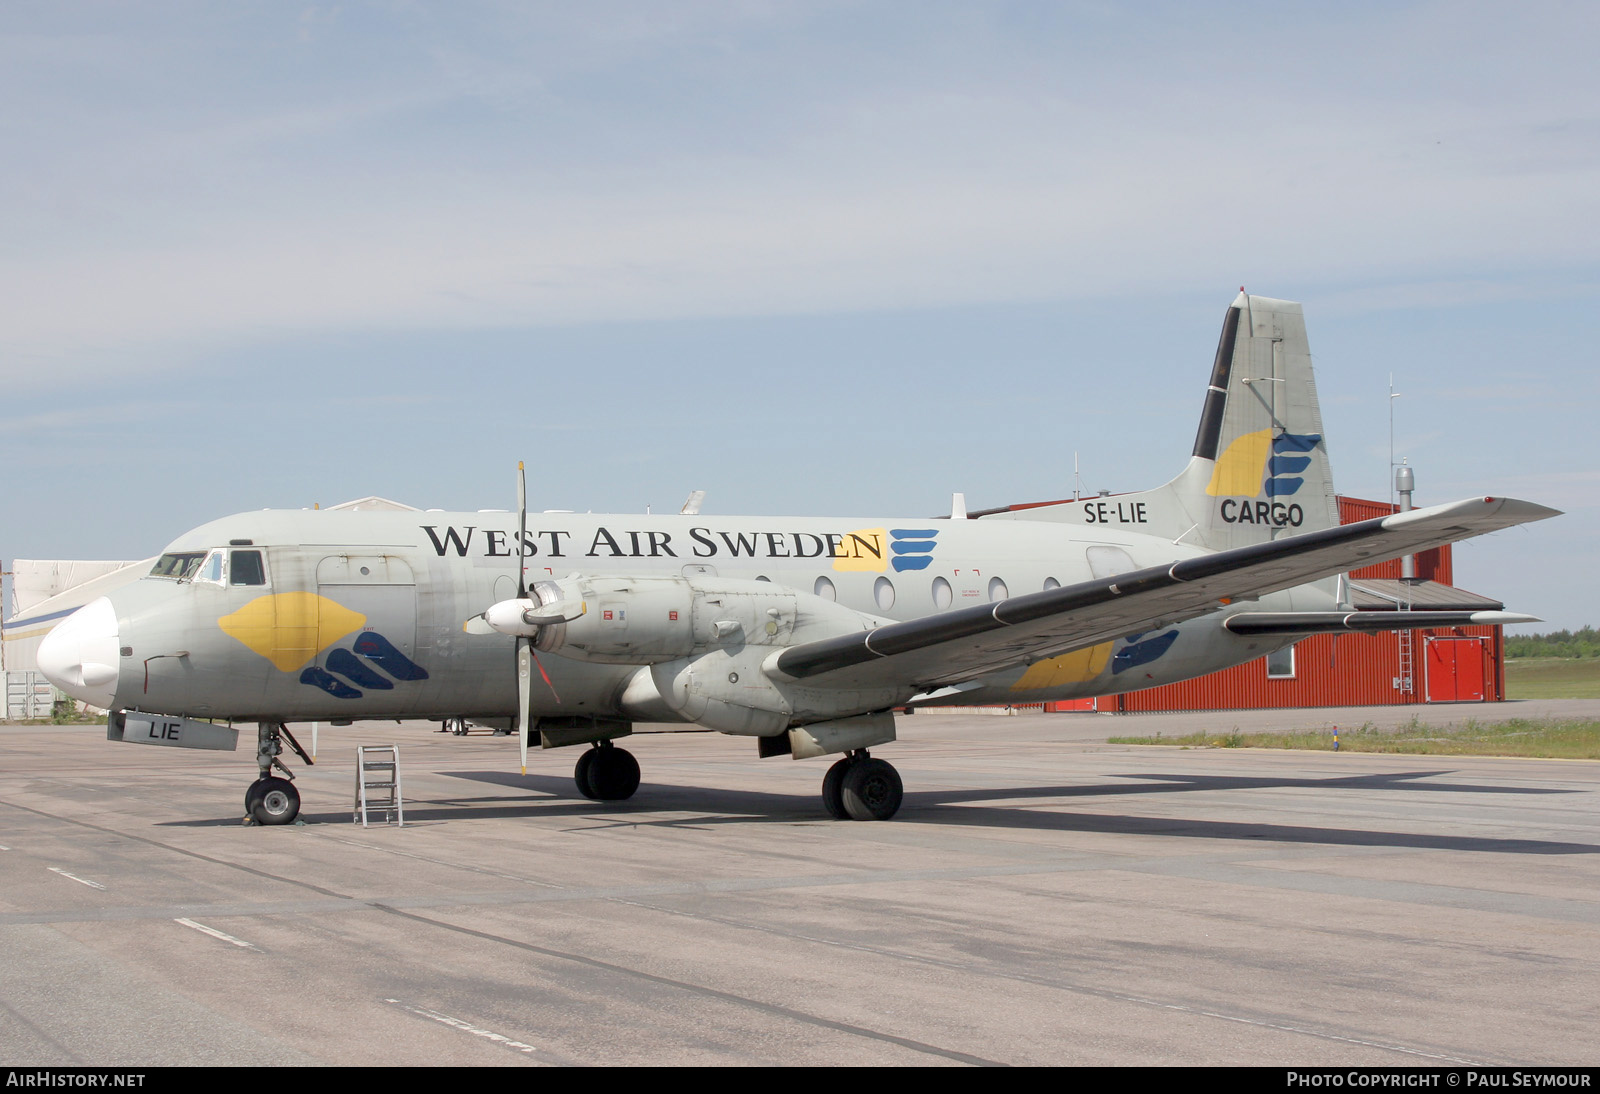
(1433, 469), (1600, 511)
(2, 2), (1597, 386)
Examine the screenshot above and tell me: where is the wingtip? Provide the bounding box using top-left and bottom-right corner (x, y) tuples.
(1385, 495), (1562, 529)
(1471, 611), (1542, 626)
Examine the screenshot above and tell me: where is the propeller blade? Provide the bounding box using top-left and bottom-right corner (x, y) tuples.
(523, 600), (586, 626)
(462, 615), (498, 636)
(517, 461), (528, 600)
(517, 637), (531, 775)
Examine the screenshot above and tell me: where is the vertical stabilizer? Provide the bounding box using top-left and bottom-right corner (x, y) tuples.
(989, 292), (1339, 550)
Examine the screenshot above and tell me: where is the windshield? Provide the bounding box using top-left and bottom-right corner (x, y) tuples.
(150, 552), (207, 580)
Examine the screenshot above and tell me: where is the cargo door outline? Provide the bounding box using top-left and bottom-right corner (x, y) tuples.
(304, 555), (426, 699)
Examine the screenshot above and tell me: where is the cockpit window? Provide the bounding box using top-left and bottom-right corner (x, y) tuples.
(230, 550), (266, 586)
(150, 552), (207, 580)
(196, 550), (225, 585)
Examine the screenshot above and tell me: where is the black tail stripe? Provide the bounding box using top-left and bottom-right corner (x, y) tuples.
(1191, 303), (1241, 460)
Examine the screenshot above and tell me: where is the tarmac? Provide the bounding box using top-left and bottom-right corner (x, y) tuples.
(2, 701), (1597, 1066)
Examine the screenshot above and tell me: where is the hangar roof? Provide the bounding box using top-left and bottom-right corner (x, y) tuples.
(1349, 579), (1503, 612)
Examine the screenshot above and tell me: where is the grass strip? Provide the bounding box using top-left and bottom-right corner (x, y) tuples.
(1107, 717), (1600, 759)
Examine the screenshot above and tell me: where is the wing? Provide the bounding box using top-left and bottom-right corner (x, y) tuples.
(773, 495), (1557, 691)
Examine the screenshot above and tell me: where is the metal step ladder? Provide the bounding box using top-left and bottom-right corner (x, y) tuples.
(354, 745), (404, 827)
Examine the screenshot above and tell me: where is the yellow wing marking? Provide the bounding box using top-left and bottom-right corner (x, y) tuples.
(1010, 642), (1113, 691)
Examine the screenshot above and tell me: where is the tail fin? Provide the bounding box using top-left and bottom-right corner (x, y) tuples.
(989, 291), (1339, 550)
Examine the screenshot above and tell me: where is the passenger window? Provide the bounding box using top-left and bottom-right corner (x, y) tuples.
(230, 550), (267, 586)
(814, 576), (836, 602)
(874, 576), (896, 611)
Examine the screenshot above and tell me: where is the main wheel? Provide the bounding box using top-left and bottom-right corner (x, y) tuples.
(841, 758), (902, 821)
(821, 757), (852, 820)
(586, 746), (641, 801)
(250, 776), (300, 825)
(574, 749), (599, 800)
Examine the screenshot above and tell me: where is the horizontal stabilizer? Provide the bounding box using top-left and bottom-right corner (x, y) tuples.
(1223, 610), (1539, 637)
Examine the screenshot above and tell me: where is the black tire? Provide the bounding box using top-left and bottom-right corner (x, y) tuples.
(574, 748), (598, 800)
(244, 779), (269, 815)
(841, 758), (902, 821)
(821, 757), (852, 820)
(587, 747), (641, 801)
(250, 777), (300, 825)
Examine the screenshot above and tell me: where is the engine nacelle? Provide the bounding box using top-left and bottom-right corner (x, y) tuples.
(486, 575), (916, 735)
(486, 574), (801, 664)
(526, 576), (697, 663)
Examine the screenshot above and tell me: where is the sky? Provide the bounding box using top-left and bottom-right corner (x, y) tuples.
(2, 1), (1596, 629)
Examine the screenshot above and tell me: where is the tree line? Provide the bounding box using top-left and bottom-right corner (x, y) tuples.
(1506, 627), (1600, 659)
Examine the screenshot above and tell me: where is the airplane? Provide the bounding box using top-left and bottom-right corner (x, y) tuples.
(35, 292), (1557, 826)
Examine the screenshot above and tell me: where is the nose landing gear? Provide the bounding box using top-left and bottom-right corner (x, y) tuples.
(245, 722), (310, 825)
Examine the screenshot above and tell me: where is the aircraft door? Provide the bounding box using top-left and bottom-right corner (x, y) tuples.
(309, 555), (426, 698)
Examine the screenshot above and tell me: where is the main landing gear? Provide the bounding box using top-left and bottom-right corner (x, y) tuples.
(574, 740), (641, 802)
(244, 721), (310, 826)
(820, 750), (903, 821)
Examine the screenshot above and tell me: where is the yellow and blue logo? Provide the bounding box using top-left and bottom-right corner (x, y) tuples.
(830, 528), (940, 573)
(887, 528), (937, 572)
(1206, 429), (1321, 498)
(217, 593), (428, 700)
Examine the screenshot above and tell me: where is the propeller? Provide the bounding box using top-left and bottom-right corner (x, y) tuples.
(516, 462), (531, 776)
(460, 462), (586, 773)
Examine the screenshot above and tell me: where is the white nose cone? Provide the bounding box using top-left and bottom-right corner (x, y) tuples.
(37, 597), (121, 709)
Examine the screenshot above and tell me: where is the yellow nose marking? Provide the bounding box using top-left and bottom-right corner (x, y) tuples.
(218, 593), (368, 672)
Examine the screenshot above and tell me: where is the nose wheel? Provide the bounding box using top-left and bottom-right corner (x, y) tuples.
(244, 777), (301, 825)
(820, 751), (903, 821)
(244, 722), (309, 825)
(574, 742), (641, 801)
